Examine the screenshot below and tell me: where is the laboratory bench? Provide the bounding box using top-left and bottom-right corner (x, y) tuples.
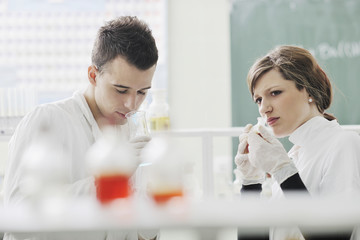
(0, 195), (360, 239)
(1, 127), (360, 239)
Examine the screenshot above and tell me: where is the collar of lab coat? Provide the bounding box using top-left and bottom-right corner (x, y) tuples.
(288, 116), (339, 148)
(72, 90), (102, 141)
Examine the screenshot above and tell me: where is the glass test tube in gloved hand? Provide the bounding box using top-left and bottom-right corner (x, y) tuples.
(125, 110), (151, 142)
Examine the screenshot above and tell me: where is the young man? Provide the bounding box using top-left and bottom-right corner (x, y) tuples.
(4, 16), (158, 240)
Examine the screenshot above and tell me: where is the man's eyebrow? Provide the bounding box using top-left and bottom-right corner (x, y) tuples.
(113, 85), (152, 91)
(113, 84), (130, 89)
(141, 86), (152, 91)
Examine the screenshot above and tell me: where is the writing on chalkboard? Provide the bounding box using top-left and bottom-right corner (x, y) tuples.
(308, 41), (360, 60)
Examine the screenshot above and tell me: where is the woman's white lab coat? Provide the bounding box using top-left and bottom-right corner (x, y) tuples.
(3, 91), (153, 240)
(271, 116), (360, 240)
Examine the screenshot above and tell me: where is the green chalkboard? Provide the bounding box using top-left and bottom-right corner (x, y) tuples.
(230, 0), (360, 151)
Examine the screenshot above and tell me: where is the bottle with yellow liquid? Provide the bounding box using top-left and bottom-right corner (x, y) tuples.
(147, 89), (170, 131)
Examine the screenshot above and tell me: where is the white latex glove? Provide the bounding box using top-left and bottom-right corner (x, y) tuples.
(247, 125), (298, 184)
(130, 136), (152, 159)
(234, 124), (265, 185)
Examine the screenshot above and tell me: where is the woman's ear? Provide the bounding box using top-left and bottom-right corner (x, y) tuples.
(88, 65), (97, 85)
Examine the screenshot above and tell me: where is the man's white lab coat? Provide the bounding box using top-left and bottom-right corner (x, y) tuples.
(3, 91), (155, 240)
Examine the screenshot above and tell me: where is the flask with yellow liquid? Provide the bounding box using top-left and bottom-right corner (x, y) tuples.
(147, 89), (170, 131)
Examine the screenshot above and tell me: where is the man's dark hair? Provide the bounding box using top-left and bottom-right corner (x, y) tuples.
(91, 16), (158, 72)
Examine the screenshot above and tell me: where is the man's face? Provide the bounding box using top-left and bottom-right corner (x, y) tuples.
(92, 57), (156, 125)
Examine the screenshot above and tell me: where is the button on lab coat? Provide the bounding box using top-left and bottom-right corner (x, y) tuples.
(3, 91), (151, 240)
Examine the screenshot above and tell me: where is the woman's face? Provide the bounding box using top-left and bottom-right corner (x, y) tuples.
(253, 69), (320, 137)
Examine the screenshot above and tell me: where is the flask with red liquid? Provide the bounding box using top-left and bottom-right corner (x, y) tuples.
(87, 127), (138, 204)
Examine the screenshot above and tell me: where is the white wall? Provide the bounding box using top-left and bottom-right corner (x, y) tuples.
(167, 0), (234, 199)
(168, 0), (231, 130)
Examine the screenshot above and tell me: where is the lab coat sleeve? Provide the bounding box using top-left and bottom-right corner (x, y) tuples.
(4, 106), (54, 206)
(319, 131), (360, 196)
(106, 230), (159, 240)
(4, 105), (95, 207)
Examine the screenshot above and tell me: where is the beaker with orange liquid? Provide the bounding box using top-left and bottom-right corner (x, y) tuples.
(142, 136), (186, 205)
(87, 127), (138, 204)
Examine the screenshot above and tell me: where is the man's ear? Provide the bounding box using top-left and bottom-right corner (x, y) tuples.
(88, 65), (97, 85)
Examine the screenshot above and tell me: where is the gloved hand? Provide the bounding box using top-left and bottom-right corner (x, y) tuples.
(130, 136), (152, 159)
(247, 125), (298, 184)
(234, 124), (265, 185)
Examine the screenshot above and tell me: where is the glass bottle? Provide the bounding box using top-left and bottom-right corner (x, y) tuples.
(147, 89), (170, 131)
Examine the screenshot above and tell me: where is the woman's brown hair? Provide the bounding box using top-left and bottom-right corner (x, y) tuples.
(247, 45), (335, 121)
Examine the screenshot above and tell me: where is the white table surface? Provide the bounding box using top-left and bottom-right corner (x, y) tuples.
(1, 194), (359, 234)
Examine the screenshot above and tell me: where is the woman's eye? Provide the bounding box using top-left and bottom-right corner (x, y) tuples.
(138, 91), (146, 95)
(255, 98), (262, 104)
(271, 90), (282, 96)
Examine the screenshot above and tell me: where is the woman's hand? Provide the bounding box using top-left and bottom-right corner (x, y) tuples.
(235, 124), (265, 185)
(247, 125), (298, 184)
